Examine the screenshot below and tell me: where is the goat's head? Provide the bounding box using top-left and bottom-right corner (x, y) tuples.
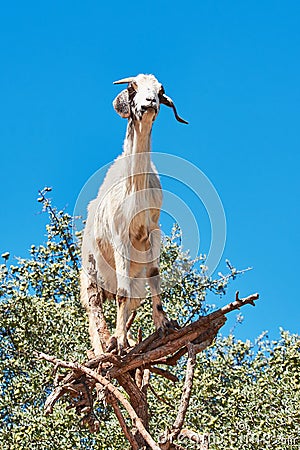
(113, 74), (188, 125)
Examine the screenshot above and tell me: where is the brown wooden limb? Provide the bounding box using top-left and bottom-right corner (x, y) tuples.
(126, 311), (137, 331)
(107, 393), (139, 450)
(40, 351), (150, 447)
(148, 383), (174, 408)
(135, 368), (143, 389)
(135, 366), (150, 392)
(142, 368), (150, 395)
(157, 338), (213, 367)
(155, 318), (225, 366)
(39, 352), (121, 414)
(36, 351), (161, 450)
(220, 291), (259, 315)
(110, 316), (226, 378)
(171, 344), (196, 440)
(127, 328), (162, 356)
(85, 353), (122, 369)
(137, 327), (143, 343)
(44, 385), (66, 415)
(37, 290), (258, 449)
(87, 254), (111, 348)
(147, 366), (179, 383)
(108, 292), (259, 378)
(151, 293), (258, 355)
(117, 372), (150, 447)
(39, 349), (149, 446)
(178, 429), (209, 449)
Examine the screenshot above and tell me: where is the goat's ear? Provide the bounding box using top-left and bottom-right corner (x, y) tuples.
(113, 89), (130, 118)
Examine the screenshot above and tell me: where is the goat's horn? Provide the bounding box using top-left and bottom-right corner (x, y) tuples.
(113, 77), (135, 85)
(159, 94), (188, 124)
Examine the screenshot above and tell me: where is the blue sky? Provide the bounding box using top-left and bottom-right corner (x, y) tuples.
(1, 1), (299, 342)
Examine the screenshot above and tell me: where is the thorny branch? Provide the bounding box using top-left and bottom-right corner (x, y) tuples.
(38, 187), (79, 273)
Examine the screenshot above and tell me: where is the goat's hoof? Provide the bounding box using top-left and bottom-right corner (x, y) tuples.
(106, 335), (128, 355)
(106, 336), (118, 353)
(168, 318), (180, 330)
(158, 319), (179, 335)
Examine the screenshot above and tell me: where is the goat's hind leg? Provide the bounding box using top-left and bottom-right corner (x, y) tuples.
(147, 265), (170, 331)
(147, 229), (178, 333)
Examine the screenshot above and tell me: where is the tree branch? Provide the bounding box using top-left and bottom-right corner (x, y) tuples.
(147, 366), (179, 383)
(109, 316), (226, 378)
(35, 352), (161, 450)
(87, 254), (111, 349)
(220, 291), (258, 314)
(37, 290), (259, 449)
(148, 383), (174, 408)
(178, 429), (209, 449)
(171, 344), (196, 440)
(38, 188), (79, 273)
(107, 393), (139, 450)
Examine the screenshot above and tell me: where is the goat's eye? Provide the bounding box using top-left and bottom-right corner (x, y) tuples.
(127, 81), (138, 96)
(127, 86), (135, 96)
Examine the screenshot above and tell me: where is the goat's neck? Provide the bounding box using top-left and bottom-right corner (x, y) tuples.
(123, 119), (153, 191)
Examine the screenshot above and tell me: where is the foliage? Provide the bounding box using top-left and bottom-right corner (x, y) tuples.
(148, 331), (300, 450)
(0, 190), (299, 449)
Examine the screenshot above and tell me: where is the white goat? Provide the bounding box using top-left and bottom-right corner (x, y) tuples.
(81, 74), (187, 354)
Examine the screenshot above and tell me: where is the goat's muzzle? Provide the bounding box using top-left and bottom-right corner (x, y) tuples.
(141, 100), (158, 113)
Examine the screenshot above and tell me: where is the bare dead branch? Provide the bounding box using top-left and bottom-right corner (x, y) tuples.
(220, 291), (259, 315)
(179, 429), (209, 449)
(109, 316), (226, 378)
(108, 292), (259, 378)
(107, 393), (139, 450)
(126, 311), (137, 331)
(154, 319), (225, 366)
(135, 368), (143, 389)
(171, 344), (196, 440)
(87, 255), (111, 348)
(142, 368), (150, 395)
(44, 385), (66, 415)
(36, 352), (160, 450)
(126, 328), (162, 356)
(147, 366), (179, 383)
(148, 383), (175, 408)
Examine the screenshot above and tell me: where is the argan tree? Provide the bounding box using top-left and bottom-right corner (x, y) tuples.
(0, 190), (299, 449)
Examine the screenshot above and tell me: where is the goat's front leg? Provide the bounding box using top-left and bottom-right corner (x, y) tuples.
(107, 239), (132, 353)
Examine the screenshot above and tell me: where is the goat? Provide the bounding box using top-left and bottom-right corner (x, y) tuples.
(81, 74), (188, 354)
